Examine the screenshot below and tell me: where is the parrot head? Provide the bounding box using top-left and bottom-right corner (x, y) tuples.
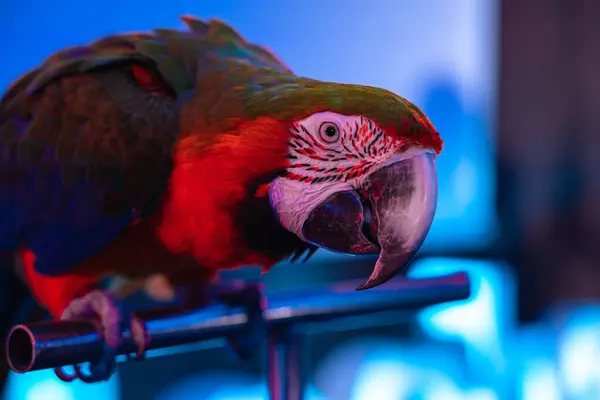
(245, 79), (443, 290)
(163, 20), (442, 290)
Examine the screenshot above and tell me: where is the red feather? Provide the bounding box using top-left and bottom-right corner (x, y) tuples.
(157, 116), (291, 271)
(21, 117), (291, 317)
(130, 65), (175, 96)
(21, 249), (97, 318)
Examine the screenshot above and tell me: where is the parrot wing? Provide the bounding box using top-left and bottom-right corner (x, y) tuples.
(0, 16), (295, 276)
(0, 34), (182, 276)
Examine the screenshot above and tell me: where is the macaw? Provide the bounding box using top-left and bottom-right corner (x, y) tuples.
(0, 16), (442, 382)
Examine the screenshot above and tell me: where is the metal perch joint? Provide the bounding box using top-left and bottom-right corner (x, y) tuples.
(5, 272), (470, 400)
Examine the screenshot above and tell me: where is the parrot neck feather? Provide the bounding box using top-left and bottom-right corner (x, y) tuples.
(157, 117), (310, 271)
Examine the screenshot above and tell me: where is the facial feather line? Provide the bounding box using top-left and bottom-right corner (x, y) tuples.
(282, 114), (410, 185)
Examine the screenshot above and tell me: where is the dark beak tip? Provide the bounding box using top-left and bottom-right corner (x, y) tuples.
(356, 249), (420, 291)
(355, 275), (390, 291)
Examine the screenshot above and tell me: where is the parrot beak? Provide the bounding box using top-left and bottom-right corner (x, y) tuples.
(301, 152), (438, 290)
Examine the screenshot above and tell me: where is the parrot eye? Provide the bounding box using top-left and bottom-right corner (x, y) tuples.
(318, 122), (340, 143)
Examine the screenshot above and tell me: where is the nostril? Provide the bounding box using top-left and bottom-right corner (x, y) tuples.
(358, 192), (379, 247)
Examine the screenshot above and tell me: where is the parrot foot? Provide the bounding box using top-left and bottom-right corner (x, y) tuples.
(53, 290), (149, 383)
(186, 280), (266, 360)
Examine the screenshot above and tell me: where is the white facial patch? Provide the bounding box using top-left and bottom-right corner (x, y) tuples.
(268, 111), (408, 240)
(268, 177), (351, 240)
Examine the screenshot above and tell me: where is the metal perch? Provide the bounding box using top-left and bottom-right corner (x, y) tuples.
(5, 272), (470, 400)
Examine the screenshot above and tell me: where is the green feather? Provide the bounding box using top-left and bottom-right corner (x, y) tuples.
(18, 14), (436, 143)
(134, 38), (192, 93)
(180, 15), (209, 34)
(25, 38), (147, 94)
(148, 16), (432, 133)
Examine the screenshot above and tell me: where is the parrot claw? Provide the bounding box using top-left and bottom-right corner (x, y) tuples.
(53, 290), (149, 383)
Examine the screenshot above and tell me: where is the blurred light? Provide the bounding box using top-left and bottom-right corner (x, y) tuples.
(409, 258), (514, 351)
(561, 326), (600, 392)
(316, 338), (495, 400)
(4, 369), (120, 400)
(350, 360), (415, 400)
(157, 371), (324, 400)
(557, 305), (600, 399)
(25, 380), (75, 400)
(521, 360), (560, 400)
(513, 323), (561, 400)
(206, 384), (325, 400)
(464, 387), (500, 400)
(352, 363), (500, 400)
(422, 379), (499, 400)
(408, 258), (515, 383)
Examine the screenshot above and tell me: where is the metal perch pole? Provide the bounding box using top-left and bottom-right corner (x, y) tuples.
(268, 328), (308, 400)
(5, 272), (470, 400)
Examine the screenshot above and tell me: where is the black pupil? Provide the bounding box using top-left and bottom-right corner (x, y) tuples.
(325, 126), (337, 137)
